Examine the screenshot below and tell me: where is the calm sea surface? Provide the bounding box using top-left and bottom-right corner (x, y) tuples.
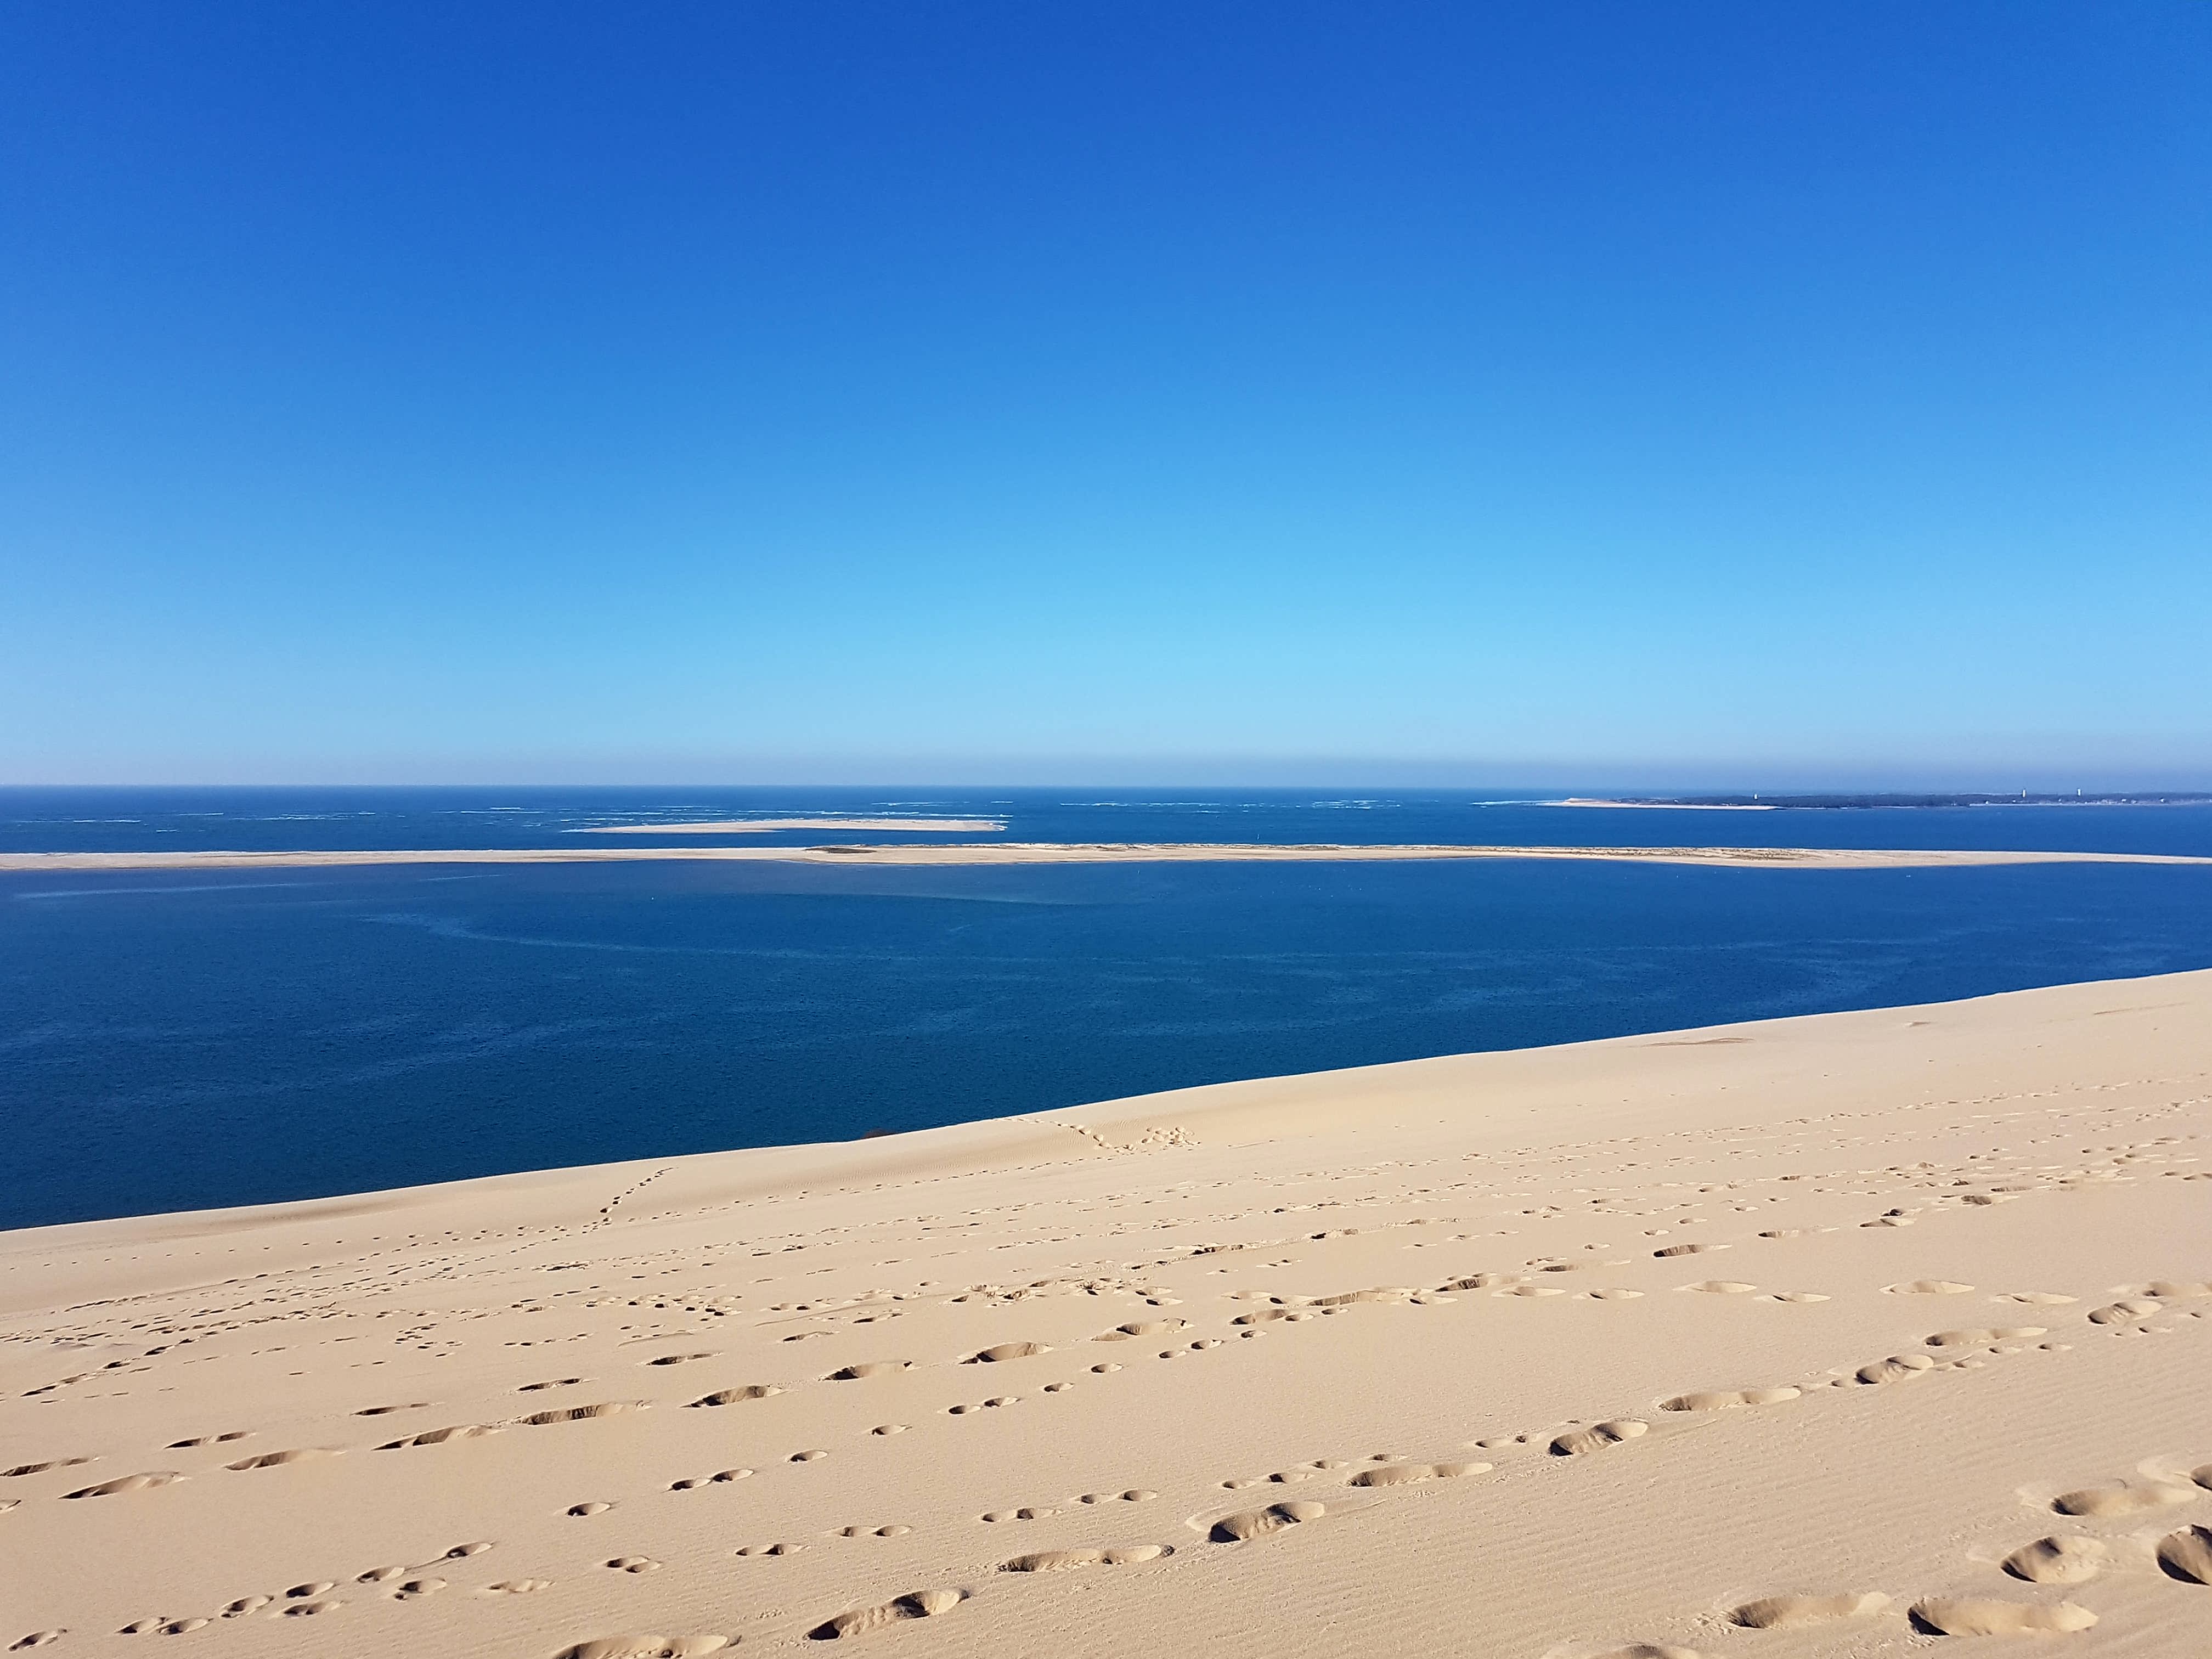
(6, 787), (2211, 1230)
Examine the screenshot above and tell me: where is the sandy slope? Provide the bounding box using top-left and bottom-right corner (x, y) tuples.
(3, 973), (2210, 1658)
(5, 843), (2211, 872)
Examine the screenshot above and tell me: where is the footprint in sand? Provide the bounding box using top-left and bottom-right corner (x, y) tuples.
(2050, 1481), (2196, 1517)
(808, 1589), (963, 1639)
(484, 1579), (552, 1594)
(556, 1638), (729, 1658)
(670, 1469), (751, 1489)
(1210, 1501), (1325, 1541)
(63, 1472), (180, 1499)
(1001, 1544), (1170, 1571)
(1346, 1460), (1490, 1487)
(1909, 1599), (2095, 1635)
(688, 1385), (781, 1407)
(1855, 1355), (1936, 1385)
(1886, 1280), (1974, 1295)
(1654, 1244), (1724, 1257)
(9, 1633), (65, 1649)
(2, 1459), (92, 1476)
(381, 1424), (503, 1448)
(2002, 1537), (2109, 1584)
(1660, 1387), (1798, 1412)
(828, 1362), (913, 1380)
(2087, 1299), (2164, 1326)
(1094, 1321), (1186, 1342)
(968, 1342), (1051, 1363)
(168, 1432), (252, 1446)
(1730, 1593), (1887, 1628)
(1681, 1282), (1757, 1295)
(605, 1557), (661, 1574)
(227, 1448), (338, 1470)
(519, 1378), (587, 1391)
(1551, 1421), (1647, 1456)
(735, 1543), (801, 1557)
(519, 1402), (645, 1425)
(646, 1352), (715, 1366)
(1925, 1328), (2047, 1348)
(2157, 1525), (2212, 1584)
(569, 1501), (614, 1516)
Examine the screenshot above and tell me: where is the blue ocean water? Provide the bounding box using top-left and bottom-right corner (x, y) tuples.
(5, 788), (2211, 1231)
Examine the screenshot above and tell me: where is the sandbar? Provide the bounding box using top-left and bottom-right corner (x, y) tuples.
(572, 819), (1007, 834)
(4, 841), (2209, 873)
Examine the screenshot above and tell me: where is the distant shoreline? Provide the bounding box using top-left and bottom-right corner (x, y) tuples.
(5, 842), (2209, 873)
(1553, 792), (2212, 810)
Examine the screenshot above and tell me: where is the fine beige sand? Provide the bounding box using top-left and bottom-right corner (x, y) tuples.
(572, 822), (1007, 836)
(6, 843), (2211, 873)
(5, 972), (2211, 1657)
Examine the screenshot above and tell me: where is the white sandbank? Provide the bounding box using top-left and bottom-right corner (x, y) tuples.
(4, 842), (2208, 873)
(4, 970), (2211, 1656)
(572, 819), (1007, 834)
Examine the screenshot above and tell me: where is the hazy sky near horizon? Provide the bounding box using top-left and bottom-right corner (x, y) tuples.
(4, 3), (2209, 787)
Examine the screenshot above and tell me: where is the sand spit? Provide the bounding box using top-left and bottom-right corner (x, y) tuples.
(571, 820), (1007, 834)
(5, 842), (2209, 873)
(5, 972), (2212, 1656)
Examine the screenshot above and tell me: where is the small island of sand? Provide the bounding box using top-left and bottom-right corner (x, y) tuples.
(572, 819), (1008, 834)
(5, 842), (2209, 873)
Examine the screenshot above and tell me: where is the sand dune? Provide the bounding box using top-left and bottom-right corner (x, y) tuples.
(3, 972), (2210, 1656)
(6, 841), (2211, 872)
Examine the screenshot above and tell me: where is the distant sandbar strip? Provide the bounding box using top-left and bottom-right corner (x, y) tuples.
(572, 817), (1006, 833)
(5, 843), (2208, 873)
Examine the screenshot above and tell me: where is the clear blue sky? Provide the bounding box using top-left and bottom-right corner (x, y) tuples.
(3, 3), (2207, 787)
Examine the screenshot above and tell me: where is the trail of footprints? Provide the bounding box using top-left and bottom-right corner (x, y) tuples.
(65, 1541), (508, 1643)
(13, 1134), (2207, 1655)
(736, 1269), (2211, 1652)
(1635, 1453), (2212, 1651)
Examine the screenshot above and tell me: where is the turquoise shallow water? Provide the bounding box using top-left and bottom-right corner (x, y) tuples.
(5, 788), (2211, 1230)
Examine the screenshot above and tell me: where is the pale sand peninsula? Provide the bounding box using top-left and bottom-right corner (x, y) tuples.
(5, 978), (2212, 1659)
(7, 842), (2212, 873)
(572, 821), (1007, 835)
